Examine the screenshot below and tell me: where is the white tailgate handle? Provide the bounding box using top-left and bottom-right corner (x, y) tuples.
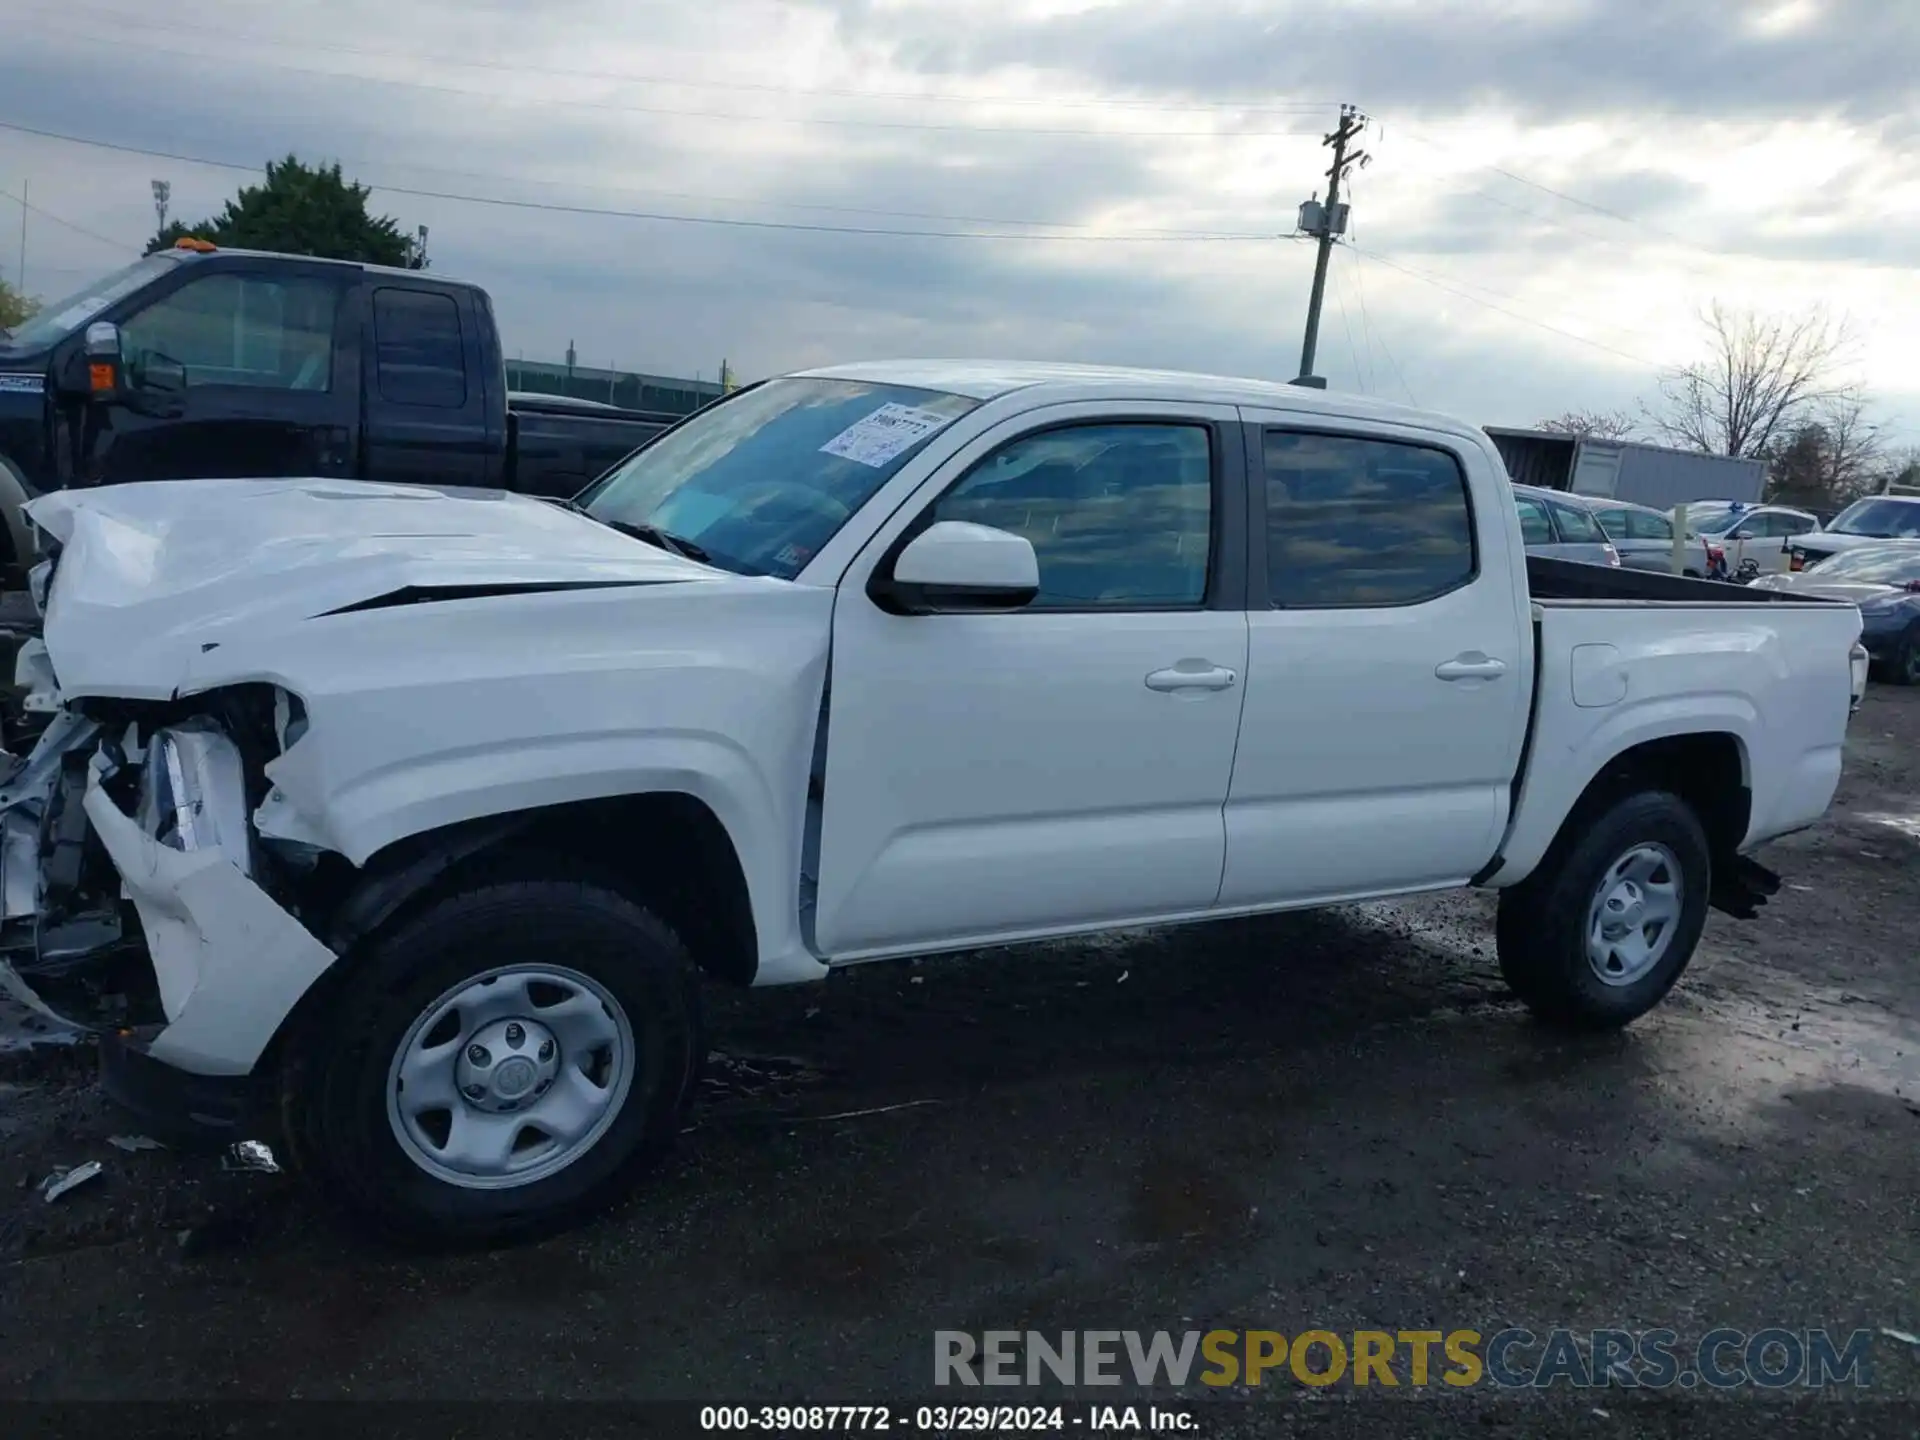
(1435, 653), (1508, 682)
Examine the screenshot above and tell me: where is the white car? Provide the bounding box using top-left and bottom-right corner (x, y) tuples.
(0, 362), (1868, 1245)
(1787, 494), (1920, 572)
(1687, 502), (1822, 578)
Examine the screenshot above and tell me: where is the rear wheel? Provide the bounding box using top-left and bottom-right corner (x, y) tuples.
(1891, 629), (1920, 687)
(281, 872), (703, 1247)
(1496, 790), (1711, 1030)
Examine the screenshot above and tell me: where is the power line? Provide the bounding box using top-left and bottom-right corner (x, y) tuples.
(1348, 255), (1416, 406)
(0, 119), (1285, 244)
(15, 20), (1329, 141)
(30, 2), (1339, 118)
(1332, 262), (1367, 394)
(1348, 243), (1655, 367)
(0, 186), (131, 254)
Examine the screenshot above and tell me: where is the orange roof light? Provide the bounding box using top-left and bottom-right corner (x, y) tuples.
(172, 237), (218, 253)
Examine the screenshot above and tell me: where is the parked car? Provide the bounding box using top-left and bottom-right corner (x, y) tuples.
(1583, 496), (1719, 576)
(0, 243), (682, 583)
(0, 362), (1866, 1245)
(1752, 542), (1920, 683)
(1513, 483), (1621, 566)
(1684, 502), (1820, 578)
(1787, 494), (1920, 572)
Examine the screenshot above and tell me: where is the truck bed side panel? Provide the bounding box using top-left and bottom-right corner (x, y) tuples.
(1486, 597), (1862, 885)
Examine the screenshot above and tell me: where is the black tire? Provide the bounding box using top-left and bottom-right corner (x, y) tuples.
(1891, 629), (1920, 687)
(280, 872), (703, 1248)
(1495, 789), (1711, 1031)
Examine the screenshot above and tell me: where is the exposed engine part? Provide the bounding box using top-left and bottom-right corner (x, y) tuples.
(135, 719), (254, 875)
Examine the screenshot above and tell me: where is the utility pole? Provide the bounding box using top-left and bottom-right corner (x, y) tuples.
(151, 179), (171, 237)
(1293, 104), (1369, 389)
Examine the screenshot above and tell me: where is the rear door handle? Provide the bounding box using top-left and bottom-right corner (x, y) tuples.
(1435, 654), (1508, 681)
(1145, 663), (1238, 693)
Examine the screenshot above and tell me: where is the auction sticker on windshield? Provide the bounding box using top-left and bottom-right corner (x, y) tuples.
(819, 403), (955, 469)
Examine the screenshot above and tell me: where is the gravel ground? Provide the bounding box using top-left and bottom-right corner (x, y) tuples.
(0, 685), (1916, 1433)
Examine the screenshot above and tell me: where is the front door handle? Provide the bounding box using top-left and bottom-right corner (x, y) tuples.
(1146, 663), (1238, 693)
(1435, 654), (1508, 682)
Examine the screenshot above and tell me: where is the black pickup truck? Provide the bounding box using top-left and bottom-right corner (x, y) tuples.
(0, 242), (681, 582)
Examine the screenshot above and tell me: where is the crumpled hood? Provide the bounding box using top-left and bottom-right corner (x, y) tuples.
(27, 478), (721, 700)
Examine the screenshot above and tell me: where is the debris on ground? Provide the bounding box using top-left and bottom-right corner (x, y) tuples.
(107, 1134), (166, 1152)
(222, 1140), (280, 1174)
(39, 1160), (104, 1202)
(1884, 1327), (1920, 1347)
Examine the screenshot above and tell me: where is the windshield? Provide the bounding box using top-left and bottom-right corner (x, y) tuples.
(581, 376), (980, 578)
(1827, 497), (1920, 540)
(1806, 545), (1920, 583)
(1, 254), (182, 349)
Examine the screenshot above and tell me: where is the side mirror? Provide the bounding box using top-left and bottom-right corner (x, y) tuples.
(1729, 528), (1755, 541)
(83, 321), (123, 401)
(140, 354), (187, 394)
(872, 520), (1040, 615)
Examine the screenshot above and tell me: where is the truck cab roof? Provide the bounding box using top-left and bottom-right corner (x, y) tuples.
(794, 359), (1485, 443)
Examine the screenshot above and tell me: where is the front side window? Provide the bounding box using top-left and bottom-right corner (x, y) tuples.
(1547, 498), (1608, 545)
(374, 289), (467, 408)
(583, 376), (979, 579)
(932, 423), (1212, 609)
(1266, 431), (1475, 607)
(122, 273), (337, 391)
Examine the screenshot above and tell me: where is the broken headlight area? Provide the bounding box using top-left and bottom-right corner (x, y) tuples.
(0, 684), (309, 1021)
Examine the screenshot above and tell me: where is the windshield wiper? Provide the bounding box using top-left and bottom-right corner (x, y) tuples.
(540, 495), (711, 563)
(603, 518), (711, 563)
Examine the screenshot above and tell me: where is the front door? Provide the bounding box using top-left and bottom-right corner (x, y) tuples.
(813, 405), (1251, 960)
(98, 262), (355, 482)
(1220, 418), (1532, 905)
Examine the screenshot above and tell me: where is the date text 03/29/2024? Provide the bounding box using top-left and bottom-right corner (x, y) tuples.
(700, 1407), (1192, 1433)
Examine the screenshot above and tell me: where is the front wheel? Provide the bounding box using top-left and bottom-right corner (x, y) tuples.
(281, 873), (703, 1247)
(1496, 790), (1712, 1030)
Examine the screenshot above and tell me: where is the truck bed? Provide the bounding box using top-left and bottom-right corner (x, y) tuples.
(1526, 555), (1843, 606)
(1488, 560), (1863, 890)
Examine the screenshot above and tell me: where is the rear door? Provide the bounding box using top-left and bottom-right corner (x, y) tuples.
(1221, 417), (1531, 904)
(361, 284), (496, 487)
(101, 258), (357, 481)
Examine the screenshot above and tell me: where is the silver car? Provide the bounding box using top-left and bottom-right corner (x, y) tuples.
(1583, 497), (1707, 575)
(1512, 484), (1620, 567)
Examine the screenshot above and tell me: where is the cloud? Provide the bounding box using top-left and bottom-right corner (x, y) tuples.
(0, 0), (1916, 443)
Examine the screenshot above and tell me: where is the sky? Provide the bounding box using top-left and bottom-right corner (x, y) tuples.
(1, 0), (1915, 441)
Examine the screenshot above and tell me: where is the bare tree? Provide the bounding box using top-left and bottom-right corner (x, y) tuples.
(1537, 409), (1640, 441)
(1643, 303), (1852, 458)
(1765, 394), (1882, 511)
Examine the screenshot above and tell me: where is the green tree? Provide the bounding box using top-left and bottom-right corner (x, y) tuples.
(145, 156), (426, 268)
(0, 276), (38, 330)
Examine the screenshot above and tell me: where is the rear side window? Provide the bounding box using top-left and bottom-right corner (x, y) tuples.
(1593, 508), (1630, 541)
(1548, 498), (1608, 544)
(1626, 510), (1672, 541)
(1514, 496), (1554, 545)
(1264, 431), (1475, 607)
(373, 289), (467, 408)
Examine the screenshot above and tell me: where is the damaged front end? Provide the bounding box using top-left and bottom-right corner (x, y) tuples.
(0, 639), (335, 1078)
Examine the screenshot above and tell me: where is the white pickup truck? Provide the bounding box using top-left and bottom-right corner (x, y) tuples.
(0, 362), (1869, 1244)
